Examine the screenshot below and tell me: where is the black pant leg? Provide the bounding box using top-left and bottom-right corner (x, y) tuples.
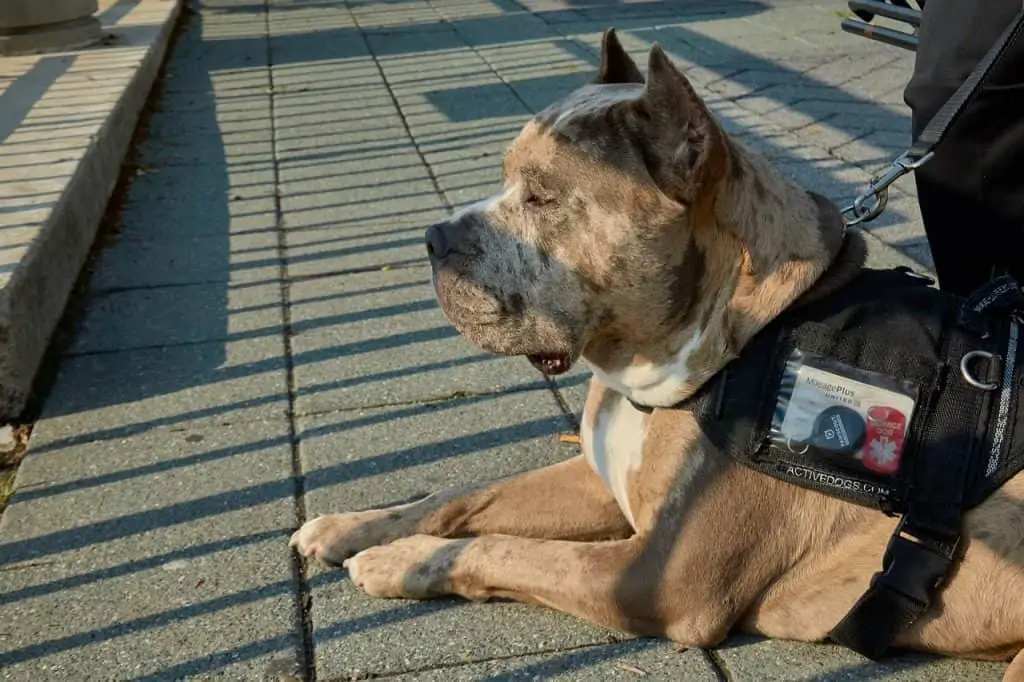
(903, 0), (1024, 295)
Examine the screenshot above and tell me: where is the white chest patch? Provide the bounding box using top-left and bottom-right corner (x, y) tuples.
(588, 328), (704, 407)
(581, 392), (649, 529)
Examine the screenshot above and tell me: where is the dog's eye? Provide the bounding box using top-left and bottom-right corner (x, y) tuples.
(524, 190), (555, 208)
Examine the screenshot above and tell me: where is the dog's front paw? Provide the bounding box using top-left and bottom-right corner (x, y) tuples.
(344, 535), (469, 600)
(290, 512), (403, 565)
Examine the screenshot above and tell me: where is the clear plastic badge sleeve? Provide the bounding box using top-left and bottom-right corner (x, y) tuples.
(770, 349), (919, 477)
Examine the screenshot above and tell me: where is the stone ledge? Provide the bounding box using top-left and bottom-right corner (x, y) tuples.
(0, 0), (183, 419)
(0, 0), (102, 57)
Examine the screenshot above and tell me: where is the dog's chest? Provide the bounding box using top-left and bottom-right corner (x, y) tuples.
(580, 392), (649, 528)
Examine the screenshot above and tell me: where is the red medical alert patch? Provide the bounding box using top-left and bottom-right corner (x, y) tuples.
(862, 406), (907, 475)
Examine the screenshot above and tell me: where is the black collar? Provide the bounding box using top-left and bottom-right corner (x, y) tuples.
(628, 399), (655, 413)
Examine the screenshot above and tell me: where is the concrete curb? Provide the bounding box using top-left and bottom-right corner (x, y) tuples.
(0, 0), (182, 419)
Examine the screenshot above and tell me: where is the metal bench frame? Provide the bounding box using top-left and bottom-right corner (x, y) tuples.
(841, 0), (923, 52)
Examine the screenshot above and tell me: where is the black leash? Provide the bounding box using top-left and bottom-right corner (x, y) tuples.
(840, 6), (1024, 228)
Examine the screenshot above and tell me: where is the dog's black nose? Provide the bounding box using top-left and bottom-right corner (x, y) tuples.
(425, 223), (449, 259)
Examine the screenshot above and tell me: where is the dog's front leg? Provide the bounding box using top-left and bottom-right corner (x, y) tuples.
(291, 456), (633, 565)
(344, 532), (732, 647)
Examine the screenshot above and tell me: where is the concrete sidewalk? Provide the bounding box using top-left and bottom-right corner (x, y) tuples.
(0, 0), (1010, 680)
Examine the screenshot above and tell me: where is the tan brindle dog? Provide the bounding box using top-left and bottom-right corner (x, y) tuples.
(291, 30), (1024, 679)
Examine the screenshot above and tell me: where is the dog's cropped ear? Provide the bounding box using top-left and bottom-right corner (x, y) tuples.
(634, 44), (727, 204)
(594, 28), (644, 84)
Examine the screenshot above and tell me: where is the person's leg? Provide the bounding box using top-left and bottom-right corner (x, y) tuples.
(903, 0), (1024, 296)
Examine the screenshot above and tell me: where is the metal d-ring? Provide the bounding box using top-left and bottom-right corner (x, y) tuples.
(960, 350), (999, 391)
(786, 438), (810, 455)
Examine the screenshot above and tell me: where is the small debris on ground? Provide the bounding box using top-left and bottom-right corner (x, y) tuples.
(614, 662), (649, 676)
(0, 424), (33, 515)
(557, 433), (581, 445)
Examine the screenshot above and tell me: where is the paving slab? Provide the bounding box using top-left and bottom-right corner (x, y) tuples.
(298, 387), (575, 532)
(279, 180), (443, 272)
(274, 103), (407, 157)
(161, 24), (269, 80)
(137, 116), (275, 168)
(275, 141), (444, 257)
(38, 333), (290, 441)
(299, 389), (618, 679)
(716, 636), (1006, 681)
(268, 49), (428, 217)
(89, 229), (282, 290)
(286, 224), (429, 277)
(161, 66), (270, 95)
(268, 3), (356, 40)
(830, 127), (911, 169)
(450, 8), (559, 46)
(116, 163), (279, 241)
(289, 266), (548, 415)
(284, 203), (446, 244)
(351, 1), (445, 33)
(386, 640), (717, 680)
(63, 279), (283, 356)
(431, 0), (530, 23)
(0, 418), (300, 681)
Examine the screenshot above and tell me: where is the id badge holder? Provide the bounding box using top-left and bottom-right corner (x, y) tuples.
(769, 349), (919, 478)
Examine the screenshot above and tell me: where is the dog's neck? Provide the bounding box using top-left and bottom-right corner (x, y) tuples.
(586, 142), (858, 407)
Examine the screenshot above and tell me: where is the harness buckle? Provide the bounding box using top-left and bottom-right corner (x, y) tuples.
(841, 151), (934, 227)
(876, 515), (959, 606)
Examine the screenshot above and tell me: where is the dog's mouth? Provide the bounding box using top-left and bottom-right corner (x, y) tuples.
(526, 353), (574, 376)
(430, 268), (580, 376)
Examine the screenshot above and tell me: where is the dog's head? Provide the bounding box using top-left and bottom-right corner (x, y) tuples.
(426, 30), (840, 404)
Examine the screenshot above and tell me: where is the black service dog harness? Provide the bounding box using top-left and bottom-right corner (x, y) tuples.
(632, 267), (1024, 660)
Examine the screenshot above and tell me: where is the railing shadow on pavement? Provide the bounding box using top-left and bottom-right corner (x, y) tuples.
(481, 638), (664, 680)
(0, 57), (75, 145)
(129, 597), (463, 681)
(0, 54), (128, 282)
(0, 565), (459, 677)
(13, 387), (560, 511)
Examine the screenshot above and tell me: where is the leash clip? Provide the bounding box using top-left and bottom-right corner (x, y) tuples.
(842, 151), (935, 227)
